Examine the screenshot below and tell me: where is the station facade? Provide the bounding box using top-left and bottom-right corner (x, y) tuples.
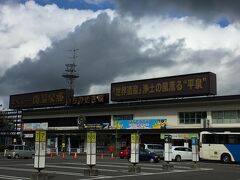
(9, 72), (240, 153)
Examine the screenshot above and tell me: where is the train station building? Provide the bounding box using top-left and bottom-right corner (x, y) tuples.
(8, 72), (240, 153)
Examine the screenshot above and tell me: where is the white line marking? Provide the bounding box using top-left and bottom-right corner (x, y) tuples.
(77, 168), (213, 180)
(63, 162), (199, 170)
(64, 163), (164, 170)
(26, 162), (211, 172)
(0, 174), (30, 180)
(0, 166), (84, 177)
(45, 164), (119, 172)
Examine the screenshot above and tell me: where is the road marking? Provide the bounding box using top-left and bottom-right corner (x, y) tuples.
(65, 162), (163, 170)
(0, 174), (30, 180)
(64, 162), (197, 170)
(78, 167), (214, 180)
(26, 162), (214, 171)
(45, 164), (119, 172)
(79, 169), (212, 180)
(0, 162), (214, 180)
(0, 166), (84, 177)
(25, 164), (119, 172)
(26, 163), (166, 173)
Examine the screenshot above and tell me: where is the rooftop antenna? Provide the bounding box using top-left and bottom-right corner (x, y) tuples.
(62, 48), (79, 90)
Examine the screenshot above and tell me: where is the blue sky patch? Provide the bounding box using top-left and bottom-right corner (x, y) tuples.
(217, 17), (230, 28)
(20, 0), (114, 11)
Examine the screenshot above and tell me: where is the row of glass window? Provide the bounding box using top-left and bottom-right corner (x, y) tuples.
(113, 110), (240, 125)
(179, 112), (207, 124)
(212, 110), (240, 124)
(179, 110), (240, 124)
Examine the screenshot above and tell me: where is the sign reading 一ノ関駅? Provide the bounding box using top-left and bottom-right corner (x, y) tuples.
(70, 93), (109, 106)
(111, 72), (216, 101)
(9, 89), (73, 109)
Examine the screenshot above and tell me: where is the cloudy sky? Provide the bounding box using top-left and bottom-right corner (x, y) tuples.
(1, 0), (240, 108)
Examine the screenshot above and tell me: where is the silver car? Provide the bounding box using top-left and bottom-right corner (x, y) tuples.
(5, 145), (34, 159)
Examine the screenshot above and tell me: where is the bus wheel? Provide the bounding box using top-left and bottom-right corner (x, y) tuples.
(221, 153), (231, 163)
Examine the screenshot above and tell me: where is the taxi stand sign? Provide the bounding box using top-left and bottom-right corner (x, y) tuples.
(35, 130), (46, 142)
(34, 130), (46, 171)
(87, 132), (96, 143)
(86, 132), (96, 166)
(191, 137), (199, 162)
(164, 135), (172, 162)
(131, 133), (139, 164)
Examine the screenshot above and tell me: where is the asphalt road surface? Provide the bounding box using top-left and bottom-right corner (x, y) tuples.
(0, 154), (240, 180)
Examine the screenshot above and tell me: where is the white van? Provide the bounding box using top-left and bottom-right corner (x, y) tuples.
(5, 145), (34, 159)
(141, 144), (164, 158)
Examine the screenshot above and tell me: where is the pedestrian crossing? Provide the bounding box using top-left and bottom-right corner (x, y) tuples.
(0, 160), (213, 180)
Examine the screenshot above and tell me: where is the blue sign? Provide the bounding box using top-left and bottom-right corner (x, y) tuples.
(114, 119), (167, 129)
(191, 137), (198, 145)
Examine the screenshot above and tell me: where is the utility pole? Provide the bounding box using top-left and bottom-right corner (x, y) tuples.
(62, 48), (79, 90)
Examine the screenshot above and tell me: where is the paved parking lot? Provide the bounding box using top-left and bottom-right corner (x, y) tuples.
(0, 155), (239, 180)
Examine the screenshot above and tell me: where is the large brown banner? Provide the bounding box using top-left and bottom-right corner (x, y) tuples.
(9, 89), (73, 109)
(111, 72), (216, 102)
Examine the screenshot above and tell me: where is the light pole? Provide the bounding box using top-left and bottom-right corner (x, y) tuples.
(115, 128), (118, 155)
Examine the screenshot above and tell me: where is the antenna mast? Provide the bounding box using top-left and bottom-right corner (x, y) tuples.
(62, 48), (79, 90)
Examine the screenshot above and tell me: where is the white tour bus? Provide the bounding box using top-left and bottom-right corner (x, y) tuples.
(200, 131), (240, 163)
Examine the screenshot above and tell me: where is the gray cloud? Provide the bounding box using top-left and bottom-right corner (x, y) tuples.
(0, 13), (181, 97)
(114, 0), (240, 22)
(176, 48), (240, 96)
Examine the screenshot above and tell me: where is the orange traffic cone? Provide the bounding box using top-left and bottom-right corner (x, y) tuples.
(100, 152), (104, 159)
(73, 152), (77, 160)
(110, 153), (114, 160)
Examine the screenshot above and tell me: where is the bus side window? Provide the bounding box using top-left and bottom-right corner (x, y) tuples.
(203, 134), (215, 144)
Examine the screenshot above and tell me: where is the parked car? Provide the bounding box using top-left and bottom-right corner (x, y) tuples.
(141, 143), (164, 159)
(119, 146), (130, 159)
(4, 145), (34, 159)
(171, 146), (192, 162)
(128, 149), (160, 163)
